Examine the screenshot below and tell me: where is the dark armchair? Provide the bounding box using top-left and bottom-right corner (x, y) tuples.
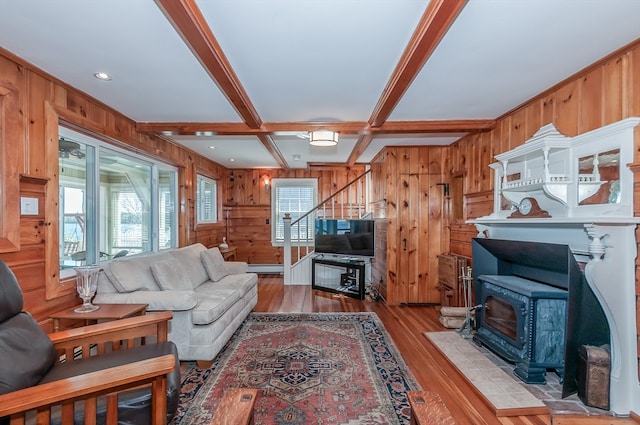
(0, 260), (181, 425)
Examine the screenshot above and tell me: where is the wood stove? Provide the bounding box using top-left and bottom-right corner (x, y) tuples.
(475, 274), (567, 383)
(472, 238), (609, 392)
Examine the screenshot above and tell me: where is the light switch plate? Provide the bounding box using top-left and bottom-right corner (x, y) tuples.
(20, 197), (39, 215)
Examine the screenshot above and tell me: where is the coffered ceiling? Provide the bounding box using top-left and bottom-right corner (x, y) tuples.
(0, 1), (638, 169)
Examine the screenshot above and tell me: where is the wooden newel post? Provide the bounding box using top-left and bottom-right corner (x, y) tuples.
(283, 213), (292, 285)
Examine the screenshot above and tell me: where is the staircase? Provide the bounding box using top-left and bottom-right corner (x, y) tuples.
(283, 169), (371, 285)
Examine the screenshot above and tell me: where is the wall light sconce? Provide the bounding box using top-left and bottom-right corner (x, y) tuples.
(262, 175), (271, 192)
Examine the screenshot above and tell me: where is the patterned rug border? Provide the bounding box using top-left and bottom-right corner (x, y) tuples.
(175, 312), (420, 424)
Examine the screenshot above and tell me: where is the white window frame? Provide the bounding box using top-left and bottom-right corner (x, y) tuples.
(271, 178), (317, 246)
(58, 126), (178, 275)
(196, 174), (218, 224)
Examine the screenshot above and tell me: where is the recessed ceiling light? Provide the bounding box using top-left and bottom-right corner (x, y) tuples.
(93, 72), (112, 81)
(208, 146), (216, 150)
(229, 158), (235, 162)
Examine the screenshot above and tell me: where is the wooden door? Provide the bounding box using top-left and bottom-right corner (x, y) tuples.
(396, 172), (444, 304)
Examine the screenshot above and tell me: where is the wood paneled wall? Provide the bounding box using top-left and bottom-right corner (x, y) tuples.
(0, 48), (227, 329)
(223, 166), (367, 264)
(446, 40), (640, 381)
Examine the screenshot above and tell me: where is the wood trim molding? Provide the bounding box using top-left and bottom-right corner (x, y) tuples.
(44, 102), (75, 299)
(0, 83), (22, 253)
(136, 119), (495, 136)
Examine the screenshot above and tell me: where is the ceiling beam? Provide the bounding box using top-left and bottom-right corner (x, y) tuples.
(347, 132), (375, 166)
(375, 119), (495, 134)
(369, 0), (468, 127)
(154, 0), (263, 129)
(349, 0), (468, 164)
(257, 134), (288, 170)
(136, 119), (493, 136)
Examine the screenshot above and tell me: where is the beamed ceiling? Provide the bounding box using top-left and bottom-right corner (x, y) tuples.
(0, 0), (638, 169)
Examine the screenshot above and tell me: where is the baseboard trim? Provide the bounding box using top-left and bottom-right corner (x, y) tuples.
(247, 264), (283, 274)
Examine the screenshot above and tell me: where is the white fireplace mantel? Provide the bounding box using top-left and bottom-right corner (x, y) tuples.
(470, 117), (640, 415)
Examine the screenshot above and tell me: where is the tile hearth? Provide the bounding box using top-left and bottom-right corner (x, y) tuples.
(425, 331), (612, 417)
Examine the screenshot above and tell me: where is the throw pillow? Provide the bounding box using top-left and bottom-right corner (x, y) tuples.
(200, 248), (229, 282)
(150, 258), (191, 291)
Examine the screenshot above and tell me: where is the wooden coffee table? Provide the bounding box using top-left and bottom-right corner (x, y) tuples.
(50, 303), (148, 332)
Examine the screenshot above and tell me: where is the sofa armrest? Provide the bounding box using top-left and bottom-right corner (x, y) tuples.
(94, 290), (198, 311)
(225, 261), (248, 274)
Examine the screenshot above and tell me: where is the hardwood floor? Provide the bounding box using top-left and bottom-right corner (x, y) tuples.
(253, 275), (638, 425)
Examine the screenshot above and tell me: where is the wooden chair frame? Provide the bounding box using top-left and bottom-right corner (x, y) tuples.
(0, 311), (175, 425)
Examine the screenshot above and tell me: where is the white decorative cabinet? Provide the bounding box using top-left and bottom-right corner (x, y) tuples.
(486, 118), (638, 220)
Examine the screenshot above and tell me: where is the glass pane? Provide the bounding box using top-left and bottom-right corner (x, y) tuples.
(485, 295), (518, 340)
(275, 184), (315, 241)
(59, 139), (94, 267)
(578, 149), (620, 205)
(100, 149), (152, 256)
(197, 175), (217, 223)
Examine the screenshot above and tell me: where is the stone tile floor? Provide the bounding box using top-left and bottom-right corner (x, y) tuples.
(425, 331), (612, 416)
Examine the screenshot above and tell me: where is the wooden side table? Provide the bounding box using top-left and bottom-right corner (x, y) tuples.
(50, 303), (148, 332)
(219, 246), (237, 261)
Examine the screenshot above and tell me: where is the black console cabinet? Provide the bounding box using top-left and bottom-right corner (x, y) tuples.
(311, 256), (366, 300)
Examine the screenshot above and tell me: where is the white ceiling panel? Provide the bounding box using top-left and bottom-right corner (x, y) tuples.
(197, 0), (429, 123)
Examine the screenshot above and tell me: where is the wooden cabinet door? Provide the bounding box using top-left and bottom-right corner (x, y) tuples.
(396, 173), (444, 304)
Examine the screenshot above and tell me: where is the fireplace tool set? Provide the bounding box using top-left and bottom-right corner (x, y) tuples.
(457, 266), (476, 339)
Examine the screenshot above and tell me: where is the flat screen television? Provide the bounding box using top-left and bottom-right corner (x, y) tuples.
(314, 219), (375, 257)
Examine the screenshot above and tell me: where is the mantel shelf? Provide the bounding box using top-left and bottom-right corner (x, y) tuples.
(469, 216), (640, 225)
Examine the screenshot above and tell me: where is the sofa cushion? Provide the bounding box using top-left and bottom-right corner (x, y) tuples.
(104, 251), (174, 293)
(170, 244), (209, 289)
(150, 257), (192, 291)
(191, 275), (256, 325)
(200, 248), (229, 282)
(94, 290), (197, 312)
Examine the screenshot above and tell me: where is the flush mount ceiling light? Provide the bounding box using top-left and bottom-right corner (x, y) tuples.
(308, 130), (338, 147)
(93, 72), (112, 81)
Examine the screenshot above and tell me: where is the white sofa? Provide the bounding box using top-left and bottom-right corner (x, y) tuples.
(94, 243), (258, 363)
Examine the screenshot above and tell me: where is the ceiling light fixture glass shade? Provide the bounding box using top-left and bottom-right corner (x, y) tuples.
(309, 130), (339, 146)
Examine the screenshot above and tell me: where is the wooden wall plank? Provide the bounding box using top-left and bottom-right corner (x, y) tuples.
(603, 55), (625, 124)
(580, 67), (604, 133)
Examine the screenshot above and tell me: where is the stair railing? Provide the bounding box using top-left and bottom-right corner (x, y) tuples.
(283, 169), (371, 284)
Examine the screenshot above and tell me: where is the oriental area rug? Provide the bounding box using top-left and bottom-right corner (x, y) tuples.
(175, 312), (420, 425)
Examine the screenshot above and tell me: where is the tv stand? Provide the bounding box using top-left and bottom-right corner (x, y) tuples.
(311, 256), (366, 300)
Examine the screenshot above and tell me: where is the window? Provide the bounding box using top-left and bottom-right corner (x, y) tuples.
(59, 128), (178, 269)
(271, 178), (317, 245)
(196, 174), (218, 224)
